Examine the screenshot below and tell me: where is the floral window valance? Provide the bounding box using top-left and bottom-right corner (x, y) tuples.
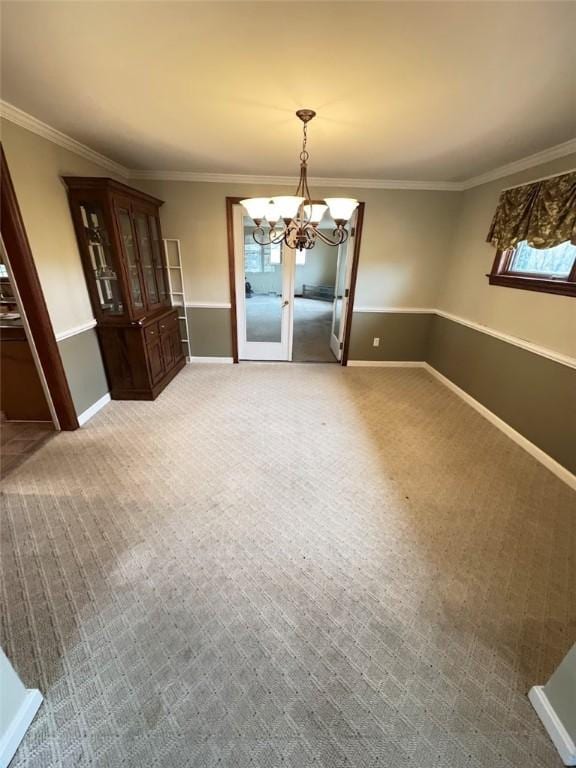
(486, 170), (576, 251)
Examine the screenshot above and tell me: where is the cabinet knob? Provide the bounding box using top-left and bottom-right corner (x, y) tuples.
(149, 330), (154, 335)
(161, 324), (165, 329)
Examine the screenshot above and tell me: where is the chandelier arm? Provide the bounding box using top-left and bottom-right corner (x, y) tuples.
(252, 226), (286, 246)
(312, 227), (349, 247)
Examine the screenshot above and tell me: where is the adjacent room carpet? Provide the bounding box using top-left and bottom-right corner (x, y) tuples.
(292, 298), (336, 363)
(1, 365), (574, 768)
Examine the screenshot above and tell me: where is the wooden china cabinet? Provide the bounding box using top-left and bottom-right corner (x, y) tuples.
(64, 178), (185, 400)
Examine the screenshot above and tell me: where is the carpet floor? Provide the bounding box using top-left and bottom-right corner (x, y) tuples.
(292, 298), (336, 363)
(1, 365), (574, 768)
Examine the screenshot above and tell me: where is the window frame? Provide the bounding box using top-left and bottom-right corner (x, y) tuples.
(243, 235), (281, 274)
(488, 242), (576, 298)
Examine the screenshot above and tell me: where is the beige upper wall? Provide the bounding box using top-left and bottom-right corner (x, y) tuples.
(439, 154), (576, 358)
(135, 178), (460, 310)
(0, 118), (118, 334)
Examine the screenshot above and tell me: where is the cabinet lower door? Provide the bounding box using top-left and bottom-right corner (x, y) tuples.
(147, 336), (165, 384)
(161, 329), (175, 371)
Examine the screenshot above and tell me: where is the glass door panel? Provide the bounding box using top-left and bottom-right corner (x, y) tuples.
(235, 208), (292, 360)
(149, 216), (168, 303)
(116, 208), (144, 312)
(245, 237), (283, 343)
(134, 213), (160, 306)
(80, 203), (124, 315)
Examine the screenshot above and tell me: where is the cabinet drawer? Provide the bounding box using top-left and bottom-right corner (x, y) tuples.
(144, 322), (160, 343)
(158, 314), (178, 334)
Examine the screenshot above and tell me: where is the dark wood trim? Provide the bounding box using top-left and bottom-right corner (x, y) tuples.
(487, 273), (576, 297)
(63, 176), (164, 207)
(341, 202), (365, 366)
(487, 247), (576, 298)
(225, 196), (241, 363)
(1, 145), (79, 429)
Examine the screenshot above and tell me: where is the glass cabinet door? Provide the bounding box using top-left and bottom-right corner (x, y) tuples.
(116, 207), (145, 312)
(149, 215), (168, 304)
(134, 212), (160, 307)
(79, 203), (124, 316)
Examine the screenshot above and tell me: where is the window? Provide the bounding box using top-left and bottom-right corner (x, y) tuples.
(488, 240), (576, 297)
(244, 235), (282, 273)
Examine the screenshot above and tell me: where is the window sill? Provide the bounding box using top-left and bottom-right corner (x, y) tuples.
(487, 274), (576, 297)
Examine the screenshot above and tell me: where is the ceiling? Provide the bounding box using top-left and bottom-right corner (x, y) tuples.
(1, 1), (575, 182)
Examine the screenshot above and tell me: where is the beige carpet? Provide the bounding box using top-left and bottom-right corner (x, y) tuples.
(1, 365), (574, 768)
(292, 298), (336, 363)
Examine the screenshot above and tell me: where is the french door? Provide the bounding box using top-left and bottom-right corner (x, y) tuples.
(330, 216), (356, 361)
(233, 203), (294, 361)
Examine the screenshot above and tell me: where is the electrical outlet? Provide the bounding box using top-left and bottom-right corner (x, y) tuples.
(373, 337), (380, 347)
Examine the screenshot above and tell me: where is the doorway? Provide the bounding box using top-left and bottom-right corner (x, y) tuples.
(0, 145), (78, 459)
(227, 197), (364, 364)
(0, 240), (55, 474)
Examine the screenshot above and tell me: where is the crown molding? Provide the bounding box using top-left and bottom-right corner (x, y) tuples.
(129, 169), (462, 191)
(1, 100), (574, 192)
(0, 100), (130, 178)
(461, 138), (576, 190)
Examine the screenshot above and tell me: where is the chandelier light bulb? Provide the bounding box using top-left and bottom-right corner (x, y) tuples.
(324, 198), (359, 224)
(271, 196), (304, 222)
(240, 197), (270, 223)
(303, 202), (328, 225)
(264, 201), (281, 227)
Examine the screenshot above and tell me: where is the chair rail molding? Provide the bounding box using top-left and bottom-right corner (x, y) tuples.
(55, 319), (98, 342)
(434, 309), (576, 370)
(351, 306), (575, 370)
(353, 306), (435, 314)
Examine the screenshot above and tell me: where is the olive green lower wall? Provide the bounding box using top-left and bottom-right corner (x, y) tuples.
(186, 307), (233, 358)
(57, 329), (109, 417)
(427, 315), (576, 475)
(348, 312), (433, 361)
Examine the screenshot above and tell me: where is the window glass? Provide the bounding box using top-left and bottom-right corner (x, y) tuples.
(509, 240), (576, 278)
(244, 235), (281, 273)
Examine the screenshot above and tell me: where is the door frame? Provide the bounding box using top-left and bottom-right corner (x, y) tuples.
(330, 213), (357, 362)
(226, 197), (365, 365)
(0, 144), (79, 429)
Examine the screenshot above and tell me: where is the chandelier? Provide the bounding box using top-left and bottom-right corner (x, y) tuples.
(240, 110), (359, 251)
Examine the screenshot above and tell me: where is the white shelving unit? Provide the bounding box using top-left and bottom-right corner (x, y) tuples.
(163, 238), (190, 359)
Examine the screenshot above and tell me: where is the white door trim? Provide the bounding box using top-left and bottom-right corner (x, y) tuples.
(330, 216), (356, 362)
(233, 204), (293, 361)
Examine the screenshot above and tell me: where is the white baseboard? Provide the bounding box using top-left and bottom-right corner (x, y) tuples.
(423, 363), (576, 491)
(529, 686), (576, 766)
(347, 360), (425, 368)
(77, 393), (111, 426)
(0, 689), (43, 768)
(187, 356), (234, 364)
